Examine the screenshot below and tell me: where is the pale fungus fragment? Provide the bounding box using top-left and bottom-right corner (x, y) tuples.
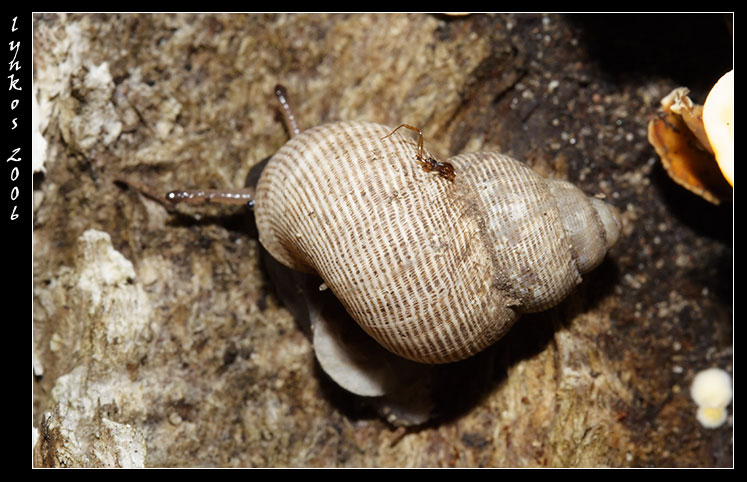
(690, 367), (732, 429)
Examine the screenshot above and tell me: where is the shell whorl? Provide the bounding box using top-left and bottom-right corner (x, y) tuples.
(255, 121), (619, 363)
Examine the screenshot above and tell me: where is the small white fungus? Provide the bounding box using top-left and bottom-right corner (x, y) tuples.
(690, 367), (732, 429)
(691, 367), (733, 408)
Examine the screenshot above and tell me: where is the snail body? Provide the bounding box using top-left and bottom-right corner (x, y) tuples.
(254, 120), (621, 364)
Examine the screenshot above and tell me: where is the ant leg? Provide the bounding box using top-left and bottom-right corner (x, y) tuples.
(274, 84), (301, 138)
(381, 123), (425, 160)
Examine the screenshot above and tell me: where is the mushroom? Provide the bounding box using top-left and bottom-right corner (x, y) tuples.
(703, 70), (734, 186)
(647, 71), (734, 204)
(690, 367), (732, 429)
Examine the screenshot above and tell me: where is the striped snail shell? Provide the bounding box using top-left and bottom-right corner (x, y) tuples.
(254, 121), (621, 364)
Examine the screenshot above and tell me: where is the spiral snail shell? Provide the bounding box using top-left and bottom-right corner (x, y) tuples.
(254, 120), (621, 364)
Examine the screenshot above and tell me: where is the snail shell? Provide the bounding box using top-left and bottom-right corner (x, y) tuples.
(255, 121), (621, 364)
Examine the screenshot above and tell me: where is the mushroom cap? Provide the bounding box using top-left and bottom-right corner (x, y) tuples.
(690, 367), (733, 408)
(703, 70), (734, 186)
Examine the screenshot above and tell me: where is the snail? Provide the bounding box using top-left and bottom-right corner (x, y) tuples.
(131, 85), (621, 368)
(253, 121), (622, 364)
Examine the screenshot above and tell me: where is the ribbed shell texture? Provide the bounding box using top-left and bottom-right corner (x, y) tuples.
(255, 121), (608, 363)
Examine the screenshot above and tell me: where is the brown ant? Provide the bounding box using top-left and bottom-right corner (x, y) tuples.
(381, 124), (455, 182)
